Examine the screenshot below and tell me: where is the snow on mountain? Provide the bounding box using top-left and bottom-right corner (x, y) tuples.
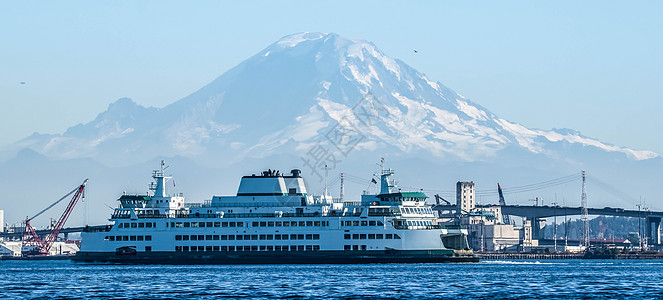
(2, 32), (659, 166)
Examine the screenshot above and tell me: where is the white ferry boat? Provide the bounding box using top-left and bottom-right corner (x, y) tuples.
(75, 161), (476, 264)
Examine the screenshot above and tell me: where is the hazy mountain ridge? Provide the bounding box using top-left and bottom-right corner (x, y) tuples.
(1, 32), (660, 226)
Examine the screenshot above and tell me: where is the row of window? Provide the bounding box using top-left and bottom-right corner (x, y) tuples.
(401, 207), (433, 215)
(342, 220), (384, 227)
(344, 245), (368, 250)
(407, 220), (433, 227)
(117, 222), (156, 228)
(251, 220), (329, 227)
(343, 233), (400, 240)
(106, 235), (152, 241)
(175, 234), (321, 241)
(175, 245), (321, 252)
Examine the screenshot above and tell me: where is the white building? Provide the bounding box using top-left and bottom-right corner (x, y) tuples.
(456, 181), (475, 213)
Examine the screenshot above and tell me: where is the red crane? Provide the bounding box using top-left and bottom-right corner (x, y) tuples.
(22, 179), (87, 255)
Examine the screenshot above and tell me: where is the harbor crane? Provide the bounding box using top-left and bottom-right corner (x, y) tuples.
(498, 183), (512, 225)
(22, 179), (88, 255)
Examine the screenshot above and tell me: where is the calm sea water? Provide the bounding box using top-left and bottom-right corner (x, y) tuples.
(1, 260), (662, 299)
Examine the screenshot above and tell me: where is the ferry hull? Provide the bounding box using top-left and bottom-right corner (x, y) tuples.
(74, 250), (478, 264)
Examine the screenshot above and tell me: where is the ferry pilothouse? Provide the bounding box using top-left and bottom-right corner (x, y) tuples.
(75, 161), (476, 263)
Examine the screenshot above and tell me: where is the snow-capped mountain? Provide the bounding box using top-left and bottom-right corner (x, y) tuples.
(6, 32), (657, 165)
(1, 32), (661, 226)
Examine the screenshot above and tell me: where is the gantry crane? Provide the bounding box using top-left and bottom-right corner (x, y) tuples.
(22, 179), (87, 255)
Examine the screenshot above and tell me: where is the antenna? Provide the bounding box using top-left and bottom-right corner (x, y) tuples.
(323, 164), (329, 198)
(339, 173), (345, 202)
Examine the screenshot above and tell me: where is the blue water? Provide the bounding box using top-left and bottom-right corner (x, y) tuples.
(1, 260), (662, 299)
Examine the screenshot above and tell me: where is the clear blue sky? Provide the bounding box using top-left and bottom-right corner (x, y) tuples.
(1, 1), (661, 155)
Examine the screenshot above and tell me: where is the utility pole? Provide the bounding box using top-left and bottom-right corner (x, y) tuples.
(637, 202), (643, 250)
(581, 170), (589, 249)
(552, 202), (558, 252)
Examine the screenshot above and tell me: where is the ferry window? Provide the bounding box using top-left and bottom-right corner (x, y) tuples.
(377, 221), (384, 226)
(131, 223), (137, 228)
(147, 223), (154, 228)
(352, 234), (359, 239)
(267, 246), (273, 251)
(129, 236), (136, 241)
(268, 221), (274, 227)
(175, 246), (182, 252)
(214, 222), (221, 227)
(109, 236), (115, 241)
(376, 234), (383, 239)
(352, 245), (359, 250)
(290, 234), (297, 240)
(290, 245), (297, 251)
(206, 246), (212, 252)
(170, 222), (175, 227)
(313, 234), (320, 240)
(191, 235), (197, 241)
(352, 221), (359, 226)
(260, 245), (266, 251)
(198, 246), (205, 252)
(369, 221), (376, 226)
(251, 246), (258, 251)
(183, 222), (190, 228)
(298, 221), (305, 226)
(228, 235), (235, 240)
(313, 245), (320, 251)
(386, 234), (393, 239)
(213, 246), (219, 251)
(207, 222), (213, 227)
(176, 222), (183, 228)
(344, 234), (351, 240)
(314, 221), (320, 226)
(183, 235), (190, 241)
(252, 221), (259, 227)
(221, 235), (227, 240)
(361, 245), (367, 250)
(267, 235), (273, 240)
(275, 221), (282, 227)
(237, 222), (244, 227)
(183, 246), (189, 252)
(306, 245), (313, 251)
(344, 245), (351, 251)
(291, 221), (298, 227)
(394, 234), (401, 239)
(213, 235), (219, 240)
(137, 236), (144, 241)
(282, 222), (290, 227)
(306, 234), (313, 240)
(361, 221), (367, 226)
(297, 245), (304, 251)
(229, 222), (236, 227)
(138, 223), (145, 228)
(360, 234), (367, 239)
(289, 188), (297, 194)
(221, 246), (227, 251)
(407, 221), (412, 227)
(368, 234), (375, 240)
(196, 235), (202, 241)
(176, 235), (182, 241)
(229, 246), (235, 251)
(191, 222), (199, 228)
(199, 222), (206, 228)
(281, 234), (289, 240)
(275, 246), (282, 251)
(297, 234), (304, 240)
(245, 235), (252, 240)
(206, 235), (213, 240)
(260, 235), (266, 240)
(344, 221), (351, 226)
(306, 221), (313, 226)
(222, 222), (228, 227)
(260, 222), (266, 227)
(145, 246), (152, 252)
